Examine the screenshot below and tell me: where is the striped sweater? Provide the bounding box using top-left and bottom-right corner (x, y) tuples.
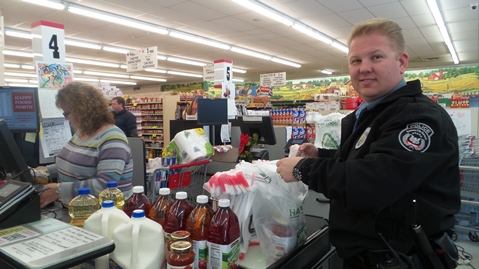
(49, 125), (133, 204)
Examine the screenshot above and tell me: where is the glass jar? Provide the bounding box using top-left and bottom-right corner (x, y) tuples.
(167, 230), (192, 251)
(167, 241), (194, 267)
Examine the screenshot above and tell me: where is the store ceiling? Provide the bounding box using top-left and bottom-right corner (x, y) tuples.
(1, 0), (478, 87)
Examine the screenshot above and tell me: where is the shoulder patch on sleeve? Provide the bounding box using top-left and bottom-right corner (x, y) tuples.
(398, 122), (434, 152)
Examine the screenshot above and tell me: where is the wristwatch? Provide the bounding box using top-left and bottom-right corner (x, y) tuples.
(292, 158), (307, 181)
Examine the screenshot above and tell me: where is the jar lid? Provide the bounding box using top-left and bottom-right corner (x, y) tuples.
(133, 186), (144, 193)
(170, 241), (192, 251)
(171, 230), (190, 240)
(159, 188), (170, 195)
(175, 191), (187, 200)
(196, 195), (208, 204)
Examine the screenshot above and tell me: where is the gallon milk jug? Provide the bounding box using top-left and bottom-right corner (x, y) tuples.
(83, 200), (130, 269)
(111, 209), (165, 269)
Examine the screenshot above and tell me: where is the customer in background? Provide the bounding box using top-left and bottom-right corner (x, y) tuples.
(111, 96), (138, 137)
(38, 82), (133, 208)
(276, 18), (460, 268)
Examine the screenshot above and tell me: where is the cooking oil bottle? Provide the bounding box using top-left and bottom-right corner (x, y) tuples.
(68, 187), (100, 227)
(98, 181), (125, 209)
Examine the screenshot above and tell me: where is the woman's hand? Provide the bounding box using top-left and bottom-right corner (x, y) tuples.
(40, 183), (60, 208)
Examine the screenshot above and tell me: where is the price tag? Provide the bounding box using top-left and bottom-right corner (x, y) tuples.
(31, 20), (66, 62)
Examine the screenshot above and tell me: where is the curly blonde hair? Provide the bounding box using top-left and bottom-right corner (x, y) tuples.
(56, 82), (114, 135)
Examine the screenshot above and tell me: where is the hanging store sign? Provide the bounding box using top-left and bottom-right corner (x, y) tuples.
(260, 72), (286, 87)
(126, 46), (157, 72)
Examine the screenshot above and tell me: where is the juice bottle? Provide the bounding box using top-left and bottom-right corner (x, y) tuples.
(186, 195), (214, 269)
(207, 198), (240, 269)
(265, 217), (297, 264)
(98, 181), (125, 209)
(123, 185), (152, 218)
(149, 187), (174, 227)
(68, 187), (100, 227)
(163, 191), (193, 235)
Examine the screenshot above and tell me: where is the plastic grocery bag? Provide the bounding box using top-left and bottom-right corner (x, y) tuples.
(314, 112), (346, 150)
(252, 160), (308, 265)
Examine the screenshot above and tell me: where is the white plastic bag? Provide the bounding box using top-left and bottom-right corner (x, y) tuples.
(252, 161), (308, 265)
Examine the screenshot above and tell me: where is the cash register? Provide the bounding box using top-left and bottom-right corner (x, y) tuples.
(237, 116), (277, 160)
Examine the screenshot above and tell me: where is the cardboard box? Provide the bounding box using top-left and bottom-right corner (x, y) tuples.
(210, 147), (239, 163)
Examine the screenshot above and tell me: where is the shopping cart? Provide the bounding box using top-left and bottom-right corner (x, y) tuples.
(146, 159), (211, 203)
(452, 135), (479, 242)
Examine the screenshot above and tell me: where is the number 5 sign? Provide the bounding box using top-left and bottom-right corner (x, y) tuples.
(31, 20), (66, 63)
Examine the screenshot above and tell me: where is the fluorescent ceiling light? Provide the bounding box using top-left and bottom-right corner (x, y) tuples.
(5, 29), (32, 39)
(130, 76), (167, 82)
(3, 50), (34, 58)
(22, 0), (65, 10)
(320, 70), (333, 75)
(233, 68), (247, 74)
(292, 23), (332, 44)
(231, 47), (272, 60)
(167, 57), (208, 67)
(157, 54), (167, 61)
(7, 83), (37, 87)
(120, 65), (127, 69)
(426, 0), (459, 64)
(100, 79), (137, 85)
(73, 70), (83, 74)
(4, 63), (21, 68)
(68, 5), (169, 35)
(5, 78), (30, 83)
(65, 39), (102, 50)
(271, 57), (301, 68)
(103, 46), (131, 54)
(231, 0), (294, 26)
(145, 69), (168, 74)
(232, 78), (244, 82)
(169, 31), (231, 50)
(5, 72), (37, 78)
(331, 42), (349, 53)
(83, 71), (129, 78)
(21, 65), (34, 70)
(167, 71), (203, 78)
(66, 58), (120, 68)
(75, 78), (100, 82)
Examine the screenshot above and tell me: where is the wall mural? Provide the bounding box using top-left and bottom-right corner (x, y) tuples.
(159, 65), (479, 104)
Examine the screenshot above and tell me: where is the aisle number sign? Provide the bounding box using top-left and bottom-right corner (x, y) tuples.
(260, 72), (286, 87)
(31, 20), (66, 63)
(214, 59), (233, 88)
(126, 46), (158, 72)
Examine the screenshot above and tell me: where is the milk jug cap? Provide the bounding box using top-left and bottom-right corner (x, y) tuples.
(78, 187), (90, 195)
(196, 195), (208, 204)
(102, 200), (114, 208)
(132, 209), (145, 218)
(159, 188), (171, 195)
(175, 191), (187, 200)
(133, 186), (144, 193)
(218, 198), (230, 208)
(106, 181), (118, 188)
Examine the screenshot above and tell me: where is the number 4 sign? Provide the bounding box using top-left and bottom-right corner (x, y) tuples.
(31, 20), (66, 63)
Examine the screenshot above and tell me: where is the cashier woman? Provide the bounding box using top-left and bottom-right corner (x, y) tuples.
(276, 18), (460, 268)
(37, 82), (133, 208)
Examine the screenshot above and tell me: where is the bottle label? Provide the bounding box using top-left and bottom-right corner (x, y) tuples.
(192, 239), (207, 269)
(167, 262), (193, 269)
(207, 238), (240, 269)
